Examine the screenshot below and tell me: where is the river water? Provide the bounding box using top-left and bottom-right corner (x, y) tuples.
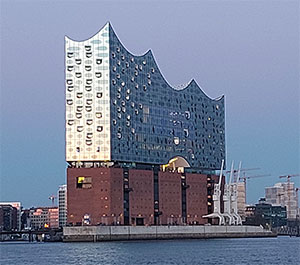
(1, 236), (299, 265)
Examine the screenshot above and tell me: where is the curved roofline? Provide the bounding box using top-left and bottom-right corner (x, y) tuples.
(109, 23), (224, 102)
(65, 22), (224, 102)
(65, 21), (110, 42)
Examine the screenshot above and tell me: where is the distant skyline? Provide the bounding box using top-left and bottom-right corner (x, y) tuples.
(0, 0), (299, 207)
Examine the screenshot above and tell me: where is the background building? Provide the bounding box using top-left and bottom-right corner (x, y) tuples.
(265, 182), (298, 219)
(65, 23), (225, 226)
(0, 204), (18, 231)
(237, 182), (246, 220)
(244, 198), (287, 228)
(0, 202), (21, 230)
(58, 185), (67, 227)
(29, 207), (59, 230)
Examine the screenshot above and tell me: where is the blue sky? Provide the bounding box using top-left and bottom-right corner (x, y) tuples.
(0, 0), (299, 207)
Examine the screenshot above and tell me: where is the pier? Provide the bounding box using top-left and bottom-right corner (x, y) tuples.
(63, 225), (275, 242)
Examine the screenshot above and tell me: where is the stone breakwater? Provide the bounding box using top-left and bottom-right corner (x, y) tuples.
(63, 225), (276, 242)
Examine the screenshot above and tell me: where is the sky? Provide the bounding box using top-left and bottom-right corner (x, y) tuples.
(0, 0), (299, 208)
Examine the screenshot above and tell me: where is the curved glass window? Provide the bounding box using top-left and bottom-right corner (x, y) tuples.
(76, 113), (82, 119)
(66, 99), (73, 105)
(67, 120), (74, 125)
(85, 106), (92, 112)
(86, 52), (92, 58)
(97, 126), (103, 132)
(85, 45), (91, 51)
(95, 72), (102, 78)
(67, 86), (74, 92)
(75, 59), (81, 65)
(76, 106), (83, 112)
(85, 86), (92, 91)
(66, 79), (73, 85)
(67, 66), (74, 71)
(95, 112), (102, 118)
(75, 72), (82, 78)
(96, 59), (102, 64)
(97, 92), (103, 98)
(85, 65), (92, 71)
(86, 99), (93, 105)
(86, 139), (92, 145)
(77, 126), (83, 132)
(67, 52), (74, 58)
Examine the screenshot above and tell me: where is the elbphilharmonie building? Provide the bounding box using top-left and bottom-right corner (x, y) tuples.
(65, 23), (225, 226)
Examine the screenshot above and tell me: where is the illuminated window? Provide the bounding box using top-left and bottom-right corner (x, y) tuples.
(96, 112), (102, 118)
(76, 176), (92, 189)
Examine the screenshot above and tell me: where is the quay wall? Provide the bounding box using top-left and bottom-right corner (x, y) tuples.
(63, 225), (276, 242)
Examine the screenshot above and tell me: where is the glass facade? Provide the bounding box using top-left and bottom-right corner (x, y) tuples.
(65, 23), (225, 170)
(109, 25), (225, 170)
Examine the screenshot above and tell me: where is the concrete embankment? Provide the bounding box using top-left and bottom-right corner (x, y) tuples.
(63, 225), (276, 242)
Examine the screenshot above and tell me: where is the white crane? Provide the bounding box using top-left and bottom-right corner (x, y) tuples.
(230, 161), (243, 225)
(222, 161), (235, 225)
(203, 159), (225, 225)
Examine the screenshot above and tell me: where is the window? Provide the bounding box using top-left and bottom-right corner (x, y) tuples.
(95, 72), (102, 78)
(67, 52), (74, 58)
(85, 45), (91, 51)
(86, 52), (92, 58)
(75, 59), (81, 65)
(75, 72), (82, 78)
(77, 126), (83, 132)
(76, 113), (82, 119)
(96, 59), (102, 64)
(66, 99), (73, 105)
(97, 92), (103, 98)
(66, 79), (73, 85)
(67, 66), (74, 71)
(96, 112), (102, 118)
(76, 176), (92, 189)
(85, 86), (92, 91)
(67, 86), (74, 92)
(97, 126), (103, 132)
(86, 119), (93, 125)
(85, 65), (92, 71)
(86, 79), (92, 85)
(85, 106), (92, 112)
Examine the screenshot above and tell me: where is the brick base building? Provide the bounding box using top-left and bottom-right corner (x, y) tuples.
(67, 166), (223, 226)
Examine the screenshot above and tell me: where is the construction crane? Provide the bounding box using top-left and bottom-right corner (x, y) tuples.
(49, 195), (57, 206)
(239, 174), (272, 204)
(225, 167), (260, 174)
(278, 174), (300, 219)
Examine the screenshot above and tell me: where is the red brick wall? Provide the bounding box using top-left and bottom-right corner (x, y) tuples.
(159, 171), (182, 225)
(67, 167), (123, 225)
(129, 169), (154, 225)
(186, 173), (208, 225)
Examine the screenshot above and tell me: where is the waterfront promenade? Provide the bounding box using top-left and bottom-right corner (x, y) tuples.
(63, 225), (274, 242)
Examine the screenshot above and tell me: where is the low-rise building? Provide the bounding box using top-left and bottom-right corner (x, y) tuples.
(29, 207), (59, 230)
(244, 199), (287, 228)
